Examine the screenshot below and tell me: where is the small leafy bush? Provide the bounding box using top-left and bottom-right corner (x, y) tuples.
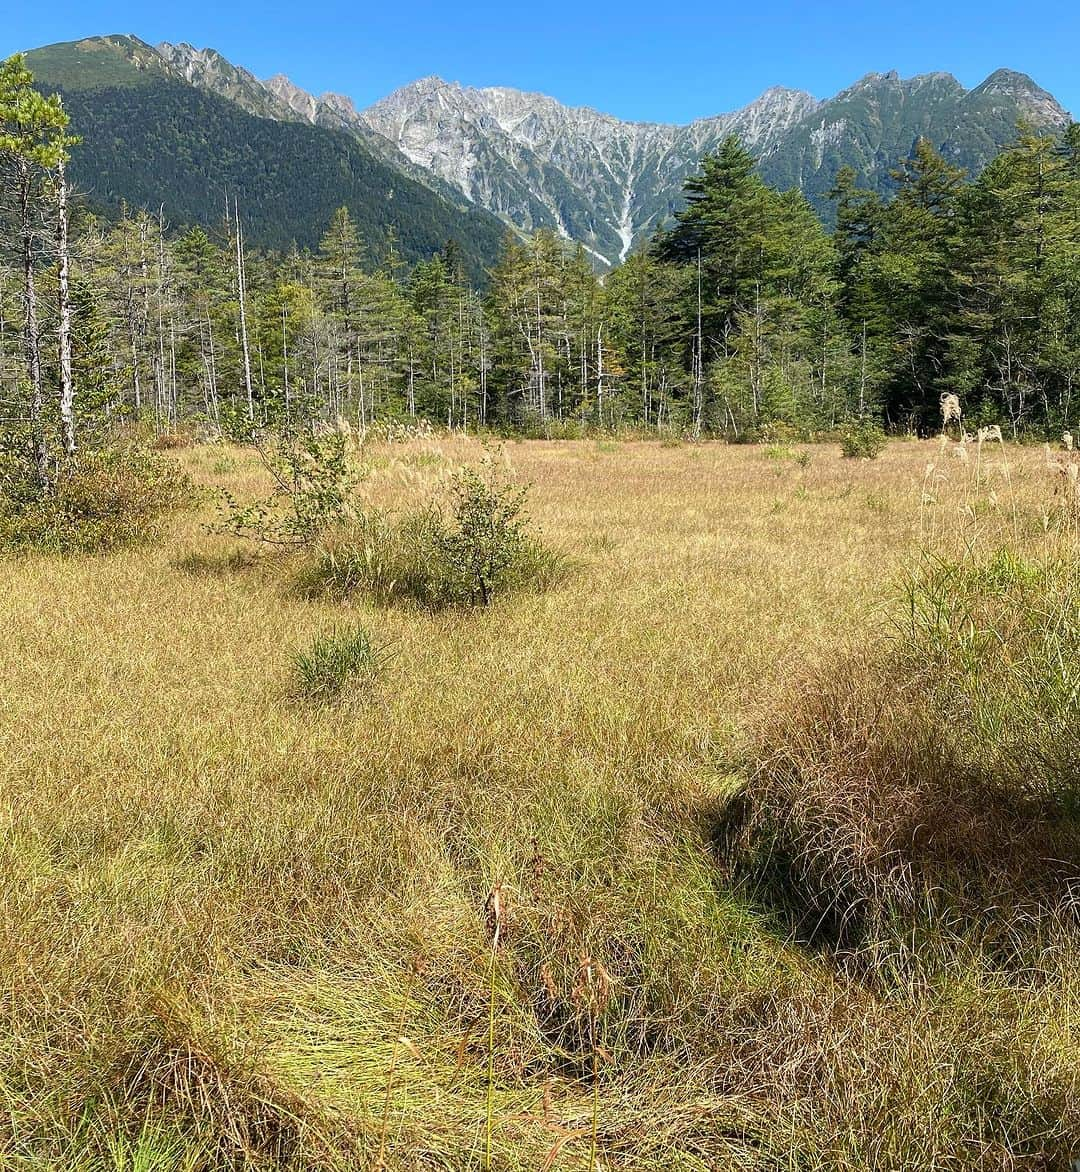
(291, 626), (383, 703)
(840, 424), (888, 460)
(298, 462), (572, 610)
(758, 420), (806, 445)
(214, 431), (355, 547)
(0, 449), (193, 554)
(435, 467), (528, 606)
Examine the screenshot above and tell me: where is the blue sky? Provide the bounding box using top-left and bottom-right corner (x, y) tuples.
(6, 0), (1078, 122)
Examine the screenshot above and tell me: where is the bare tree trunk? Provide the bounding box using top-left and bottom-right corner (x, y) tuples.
(56, 160), (75, 456)
(139, 216), (150, 416)
(595, 323), (605, 428)
(479, 324), (488, 425)
(205, 308), (219, 428)
(281, 302), (291, 422)
(858, 321), (868, 420)
(693, 250), (704, 437)
(234, 199), (254, 428)
(19, 159), (47, 486)
(535, 274), (546, 419)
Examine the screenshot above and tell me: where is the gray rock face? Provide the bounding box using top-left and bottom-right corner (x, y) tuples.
(360, 79), (821, 266)
(359, 71), (1070, 267)
(153, 43), (1073, 269)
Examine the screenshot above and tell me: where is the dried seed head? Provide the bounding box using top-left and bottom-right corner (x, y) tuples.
(572, 954), (615, 1013)
(484, 884), (509, 947)
(539, 962), (558, 1002)
(940, 392), (962, 427)
(529, 837), (545, 901)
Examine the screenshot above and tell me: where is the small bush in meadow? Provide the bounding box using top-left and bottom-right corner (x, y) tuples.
(291, 626), (383, 703)
(435, 466), (529, 607)
(840, 424), (888, 460)
(0, 448), (194, 554)
(298, 463), (572, 610)
(213, 431), (355, 547)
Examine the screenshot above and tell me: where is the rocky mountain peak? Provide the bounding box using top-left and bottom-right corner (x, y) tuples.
(263, 73), (319, 122)
(972, 68), (1070, 126)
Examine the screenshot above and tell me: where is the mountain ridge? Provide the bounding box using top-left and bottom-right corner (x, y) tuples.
(23, 35), (511, 281)
(358, 65), (1070, 264)
(21, 35), (1075, 271)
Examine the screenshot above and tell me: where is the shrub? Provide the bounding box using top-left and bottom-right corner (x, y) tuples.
(840, 425), (888, 460)
(725, 548), (1080, 951)
(758, 420), (805, 445)
(297, 465), (572, 610)
(213, 431), (355, 547)
(291, 626), (383, 703)
(434, 467), (529, 607)
(0, 449), (193, 555)
(150, 429), (194, 451)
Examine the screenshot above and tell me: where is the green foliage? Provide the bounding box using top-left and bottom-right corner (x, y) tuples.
(297, 460), (571, 611)
(0, 52), (77, 168)
(0, 448), (193, 554)
(291, 625), (383, 703)
(213, 432), (355, 547)
(435, 464), (529, 607)
(840, 424), (887, 459)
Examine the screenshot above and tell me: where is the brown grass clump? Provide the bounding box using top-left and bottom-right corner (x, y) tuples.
(729, 547), (1080, 952)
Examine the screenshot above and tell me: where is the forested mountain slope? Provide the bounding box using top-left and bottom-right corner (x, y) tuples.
(25, 36), (509, 280)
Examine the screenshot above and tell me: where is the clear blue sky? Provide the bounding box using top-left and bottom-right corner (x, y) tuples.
(6, 0), (1078, 122)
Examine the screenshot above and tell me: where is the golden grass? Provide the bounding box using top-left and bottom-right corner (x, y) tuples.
(0, 436), (1077, 1169)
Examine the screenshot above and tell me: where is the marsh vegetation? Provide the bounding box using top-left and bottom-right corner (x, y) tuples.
(1, 432), (1077, 1170)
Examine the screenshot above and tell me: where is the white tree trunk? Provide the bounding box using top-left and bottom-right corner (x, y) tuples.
(56, 160), (75, 456)
(234, 200), (255, 427)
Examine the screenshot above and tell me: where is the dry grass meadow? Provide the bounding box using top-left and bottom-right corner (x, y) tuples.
(1, 435), (1078, 1170)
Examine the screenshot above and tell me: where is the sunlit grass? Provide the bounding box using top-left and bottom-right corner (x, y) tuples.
(0, 436), (1076, 1169)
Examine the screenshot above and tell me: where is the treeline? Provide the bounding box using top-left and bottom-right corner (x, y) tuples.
(3, 50), (1080, 469)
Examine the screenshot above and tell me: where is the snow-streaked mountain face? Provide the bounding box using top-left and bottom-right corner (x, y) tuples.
(152, 43), (1073, 270)
(360, 79), (821, 266)
(360, 72), (1071, 268)
(155, 42), (477, 204)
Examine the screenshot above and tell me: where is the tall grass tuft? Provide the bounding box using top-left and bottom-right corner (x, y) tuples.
(291, 625), (384, 703)
(728, 546), (1080, 953)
